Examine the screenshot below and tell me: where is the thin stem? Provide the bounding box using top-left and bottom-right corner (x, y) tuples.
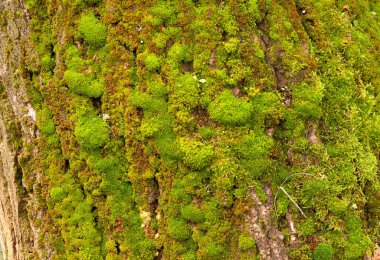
(280, 187), (307, 218)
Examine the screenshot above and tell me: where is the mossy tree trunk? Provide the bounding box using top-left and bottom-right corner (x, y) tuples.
(0, 0), (379, 259)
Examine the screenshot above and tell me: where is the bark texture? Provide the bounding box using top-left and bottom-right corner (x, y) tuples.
(0, 0), (379, 259)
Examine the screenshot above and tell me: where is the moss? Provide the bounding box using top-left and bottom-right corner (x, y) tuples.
(36, 107), (56, 135)
(199, 127), (216, 140)
(128, 90), (166, 113)
(66, 56), (85, 71)
(168, 218), (191, 241)
(238, 235), (255, 251)
(144, 53), (161, 71)
(21, 0), (380, 258)
(300, 219), (317, 236)
(251, 92), (285, 126)
(179, 139), (214, 170)
(78, 12), (107, 48)
(170, 74), (200, 110)
(84, 0), (101, 4)
(40, 54), (54, 72)
(74, 115), (110, 150)
(313, 243), (333, 260)
(50, 187), (67, 204)
(63, 70), (104, 98)
(199, 242), (226, 259)
(345, 217), (371, 258)
(152, 33), (169, 49)
(208, 90), (252, 125)
(181, 205), (205, 223)
(224, 38), (240, 54)
(149, 5), (176, 26)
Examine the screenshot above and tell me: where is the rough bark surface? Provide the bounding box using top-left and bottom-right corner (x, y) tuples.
(0, 0), (44, 258)
(0, 0), (379, 259)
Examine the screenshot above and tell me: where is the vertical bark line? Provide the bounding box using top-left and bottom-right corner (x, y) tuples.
(0, 96), (24, 260)
(245, 185), (288, 259)
(0, 0), (46, 259)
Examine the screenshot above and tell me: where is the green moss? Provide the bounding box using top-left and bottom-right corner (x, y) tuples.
(144, 53), (161, 71)
(170, 74), (200, 110)
(74, 116), (110, 150)
(199, 127), (216, 140)
(251, 92), (284, 126)
(63, 70), (104, 98)
(66, 56), (85, 71)
(40, 54), (54, 72)
(152, 33), (169, 49)
(181, 205), (205, 223)
(50, 186), (67, 204)
(224, 38), (240, 54)
(179, 139), (213, 170)
(168, 218), (191, 241)
(84, 0), (101, 4)
(208, 90), (252, 125)
(149, 5), (176, 26)
(37, 107), (56, 135)
(238, 235), (255, 251)
(345, 217), (371, 258)
(235, 132), (273, 159)
(327, 197), (349, 216)
(199, 242), (226, 259)
(300, 219), (317, 236)
(313, 243), (333, 260)
(23, 0), (380, 258)
(66, 45), (81, 58)
(128, 90), (166, 113)
(78, 12), (107, 48)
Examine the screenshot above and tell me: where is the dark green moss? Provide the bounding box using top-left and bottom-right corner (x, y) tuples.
(168, 218), (191, 241)
(313, 243), (333, 260)
(181, 205), (205, 223)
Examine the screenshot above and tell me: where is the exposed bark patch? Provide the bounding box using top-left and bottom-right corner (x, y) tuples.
(286, 212), (299, 247)
(245, 184), (288, 259)
(306, 124), (318, 144)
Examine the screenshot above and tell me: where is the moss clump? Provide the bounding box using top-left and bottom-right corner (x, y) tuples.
(238, 235), (255, 251)
(74, 116), (110, 150)
(167, 218), (191, 241)
(313, 243), (333, 260)
(179, 139), (213, 170)
(49, 186), (67, 204)
(208, 90), (252, 125)
(37, 107), (56, 135)
(66, 56), (84, 71)
(170, 75), (200, 109)
(199, 127), (216, 140)
(181, 205), (205, 223)
(78, 12), (107, 48)
(150, 5), (175, 26)
(251, 92), (284, 125)
(63, 70), (104, 98)
(200, 242), (226, 258)
(144, 53), (161, 71)
(40, 54), (54, 72)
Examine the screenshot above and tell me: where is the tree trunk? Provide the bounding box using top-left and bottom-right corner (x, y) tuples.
(0, 0), (379, 259)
